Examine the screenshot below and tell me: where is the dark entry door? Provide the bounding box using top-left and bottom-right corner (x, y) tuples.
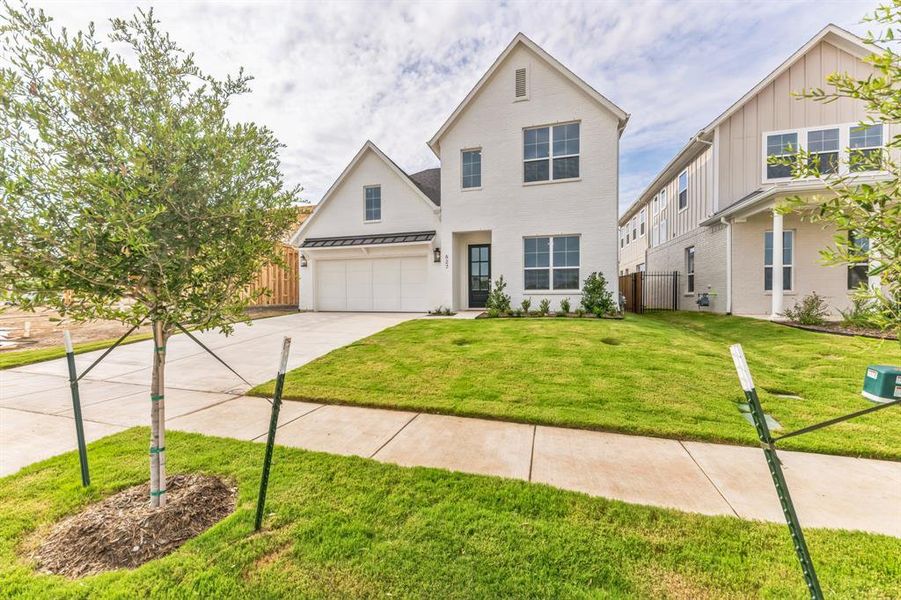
(468, 244), (491, 308)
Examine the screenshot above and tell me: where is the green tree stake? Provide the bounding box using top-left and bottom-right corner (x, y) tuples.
(255, 337), (291, 531)
(63, 331), (90, 487)
(730, 344), (822, 600)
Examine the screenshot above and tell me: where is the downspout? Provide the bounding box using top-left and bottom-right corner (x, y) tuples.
(721, 217), (732, 314)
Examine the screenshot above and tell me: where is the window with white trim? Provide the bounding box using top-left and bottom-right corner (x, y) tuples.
(523, 123), (580, 182)
(659, 219), (668, 243)
(850, 124), (883, 172)
(807, 128), (839, 175)
(619, 228), (624, 249)
(365, 186), (381, 221)
(685, 246), (695, 293)
(523, 235), (580, 290)
(462, 149), (481, 189)
(766, 132), (798, 180)
(763, 123), (885, 182)
(764, 230), (794, 291)
(639, 208), (647, 237)
(678, 170), (688, 210)
(651, 223), (659, 247)
(848, 232), (869, 289)
(659, 188), (667, 210)
(630, 216), (637, 240)
(652, 194), (659, 215)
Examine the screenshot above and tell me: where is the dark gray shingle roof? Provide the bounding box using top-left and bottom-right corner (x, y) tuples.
(407, 168), (441, 206)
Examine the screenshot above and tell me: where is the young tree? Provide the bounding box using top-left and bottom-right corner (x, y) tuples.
(777, 1), (900, 335)
(0, 4), (300, 506)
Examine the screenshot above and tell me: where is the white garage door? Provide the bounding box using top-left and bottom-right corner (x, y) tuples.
(317, 256), (427, 312)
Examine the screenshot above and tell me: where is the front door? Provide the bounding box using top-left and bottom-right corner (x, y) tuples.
(468, 244), (491, 308)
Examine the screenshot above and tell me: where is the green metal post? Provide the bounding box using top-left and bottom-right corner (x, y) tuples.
(63, 331), (90, 487)
(731, 345), (822, 600)
(255, 337), (291, 531)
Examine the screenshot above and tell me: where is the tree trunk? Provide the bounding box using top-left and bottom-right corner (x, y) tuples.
(150, 321), (169, 508)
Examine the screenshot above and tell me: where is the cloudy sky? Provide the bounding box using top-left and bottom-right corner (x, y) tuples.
(32, 0), (876, 212)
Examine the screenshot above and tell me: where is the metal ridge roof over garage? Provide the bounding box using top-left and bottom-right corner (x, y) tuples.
(301, 230), (436, 248)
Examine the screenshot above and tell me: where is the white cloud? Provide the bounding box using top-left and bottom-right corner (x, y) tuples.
(30, 0), (877, 210)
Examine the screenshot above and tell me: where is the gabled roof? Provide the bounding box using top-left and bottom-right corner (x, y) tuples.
(288, 141), (439, 246)
(427, 32), (629, 156)
(618, 24), (874, 225)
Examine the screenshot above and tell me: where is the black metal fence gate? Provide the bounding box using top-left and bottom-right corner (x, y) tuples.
(618, 271), (679, 314)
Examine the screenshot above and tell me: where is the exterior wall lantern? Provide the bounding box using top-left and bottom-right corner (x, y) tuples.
(300, 254), (308, 268)
(433, 247), (441, 263)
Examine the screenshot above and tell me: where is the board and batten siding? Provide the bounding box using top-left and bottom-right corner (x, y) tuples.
(646, 144), (715, 247)
(716, 40), (876, 209)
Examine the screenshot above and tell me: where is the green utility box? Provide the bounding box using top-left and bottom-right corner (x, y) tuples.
(862, 365), (901, 404)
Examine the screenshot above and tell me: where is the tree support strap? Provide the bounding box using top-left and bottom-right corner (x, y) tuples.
(149, 446), (166, 454)
(174, 322), (254, 388)
(151, 394), (164, 402)
(76, 318), (146, 382)
(150, 489), (167, 497)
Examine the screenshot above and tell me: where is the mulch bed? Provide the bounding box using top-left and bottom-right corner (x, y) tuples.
(777, 321), (898, 341)
(31, 474), (237, 578)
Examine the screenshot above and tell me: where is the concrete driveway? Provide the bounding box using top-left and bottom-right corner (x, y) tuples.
(0, 312), (420, 475)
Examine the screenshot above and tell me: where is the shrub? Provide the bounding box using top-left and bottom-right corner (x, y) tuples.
(485, 276), (511, 314)
(781, 292), (830, 326)
(520, 298), (532, 313)
(559, 298), (571, 314)
(486, 308), (500, 318)
(575, 308), (586, 318)
(581, 272), (615, 316)
(839, 294), (881, 329)
(511, 309), (523, 317)
(538, 298), (551, 315)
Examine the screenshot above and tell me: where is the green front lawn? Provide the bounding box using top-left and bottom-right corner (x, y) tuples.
(0, 333), (154, 371)
(253, 312), (901, 460)
(2, 429), (899, 598)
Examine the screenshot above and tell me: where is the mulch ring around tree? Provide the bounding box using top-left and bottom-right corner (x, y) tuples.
(30, 474), (237, 578)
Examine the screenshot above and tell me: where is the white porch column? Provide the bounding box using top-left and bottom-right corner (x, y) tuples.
(771, 210), (784, 319)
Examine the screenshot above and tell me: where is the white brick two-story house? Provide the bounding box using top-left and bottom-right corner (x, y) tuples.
(291, 33), (628, 312)
(618, 24), (893, 317)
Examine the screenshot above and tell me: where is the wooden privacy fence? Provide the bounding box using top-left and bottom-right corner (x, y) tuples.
(619, 271), (679, 314)
(245, 243), (299, 307)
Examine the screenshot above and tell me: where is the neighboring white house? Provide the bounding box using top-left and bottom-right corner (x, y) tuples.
(291, 33), (628, 312)
(618, 24), (894, 317)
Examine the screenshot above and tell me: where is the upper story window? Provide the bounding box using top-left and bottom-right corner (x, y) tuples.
(630, 216), (637, 240)
(651, 223), (659, 247)
(677, 170), (688, 210)
(807, 128), (839, 175)
(652, 194), (659, 215)
(619, 228), (624, 248)
(639, 208), (647, 237)
(763, 123), (885, 182)
(850, 124), (883, 172)
(659, 188), (667, 211)
(462, 149), (482, 189)
(766, 133), (797, 180)
(659, 219), (668, 243)
(365, 186), (381, 222)
(523, 122), (580, 183)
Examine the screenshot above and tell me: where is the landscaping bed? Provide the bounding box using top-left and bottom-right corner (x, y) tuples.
(2, 429), (899, 597)
(31, 474), (236, 578)
(252, 312), (901, 460)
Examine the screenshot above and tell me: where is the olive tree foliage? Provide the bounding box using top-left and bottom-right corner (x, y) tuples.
(0, 3), (300, 330)
(0, 3), (300, 507)
(775, 1), (900, 335)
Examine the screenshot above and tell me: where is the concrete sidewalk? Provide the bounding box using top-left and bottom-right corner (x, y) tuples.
(2, 312), (899, 537)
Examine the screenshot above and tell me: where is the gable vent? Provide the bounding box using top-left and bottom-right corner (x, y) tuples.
(515, 68), (527, 98)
